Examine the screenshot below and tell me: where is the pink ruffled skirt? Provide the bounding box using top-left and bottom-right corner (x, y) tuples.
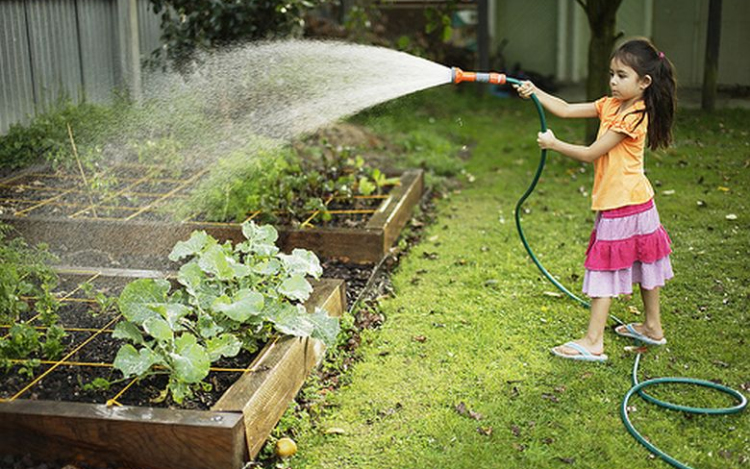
(582, 199), (673, 297)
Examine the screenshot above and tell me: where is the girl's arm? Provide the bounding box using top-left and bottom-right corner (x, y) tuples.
(538, 129), (626, 163)
(514, 81), (598, 119)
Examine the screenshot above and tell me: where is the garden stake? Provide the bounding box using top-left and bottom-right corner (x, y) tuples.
(67, 122), (98, 218)
(451, 67), (747, 469)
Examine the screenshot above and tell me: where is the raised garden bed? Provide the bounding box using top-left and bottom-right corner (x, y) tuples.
(0, 164), (424, 264)
(0, 271), (345, 469)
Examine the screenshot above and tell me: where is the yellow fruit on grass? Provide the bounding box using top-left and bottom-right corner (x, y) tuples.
(275, 437), (298, 458)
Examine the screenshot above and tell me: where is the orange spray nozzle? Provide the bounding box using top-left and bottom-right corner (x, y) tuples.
(451, 67), (507, 85)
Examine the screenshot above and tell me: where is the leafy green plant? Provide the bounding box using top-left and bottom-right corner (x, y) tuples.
(181, 137), (398, 225)
(147, 0), (322, 69)
(112, 221), (339, 404)
(0, 224), (66, 375)
(0, 98), (122, 170)
(0, 224), (59, 324)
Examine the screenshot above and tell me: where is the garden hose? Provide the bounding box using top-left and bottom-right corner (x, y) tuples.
(450, 68), (748, 469)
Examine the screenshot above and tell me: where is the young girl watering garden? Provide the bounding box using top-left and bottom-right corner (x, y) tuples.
(514, 38), (677, 362)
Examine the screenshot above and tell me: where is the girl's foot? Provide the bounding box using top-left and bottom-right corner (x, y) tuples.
(551, 340), (606, 362)
(614, 323), (666, 345)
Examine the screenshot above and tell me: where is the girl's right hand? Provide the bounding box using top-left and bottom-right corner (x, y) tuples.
(513, 80), (536, 99)
(537, 129), (556, 150)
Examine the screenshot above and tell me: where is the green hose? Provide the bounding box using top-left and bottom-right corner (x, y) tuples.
(510, 81), (748, 469)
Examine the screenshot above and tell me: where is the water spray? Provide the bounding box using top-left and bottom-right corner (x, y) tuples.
(450, 68), (747, 469)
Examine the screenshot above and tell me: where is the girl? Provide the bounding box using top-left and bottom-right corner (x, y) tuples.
(514, 38), (677, 362)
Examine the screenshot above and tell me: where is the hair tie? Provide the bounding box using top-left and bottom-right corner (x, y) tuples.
(658, 51), (665, 60)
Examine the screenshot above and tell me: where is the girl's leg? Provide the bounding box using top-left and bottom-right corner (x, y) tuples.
(554, 296), (611, 356)
(615, 286), (664, 340)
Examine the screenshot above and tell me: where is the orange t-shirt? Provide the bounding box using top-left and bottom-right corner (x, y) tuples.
(591, 97), (654, 211)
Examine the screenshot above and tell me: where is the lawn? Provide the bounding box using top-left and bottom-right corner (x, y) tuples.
(270, 86), (749, 469)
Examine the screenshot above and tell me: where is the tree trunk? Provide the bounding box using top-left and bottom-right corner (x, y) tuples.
(702, 0), (722, 111)
(476, 0), (490, 96)
(578, 0), (623, 143)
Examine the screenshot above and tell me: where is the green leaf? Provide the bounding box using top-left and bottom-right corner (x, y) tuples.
(160, 303), (192, 331)
(112, 321), (145, 344)
(113, 344), (157, 377)
(177, 261), (203, 295)
(198, 244), (236, 280)
(169, 380), (192, 404)
(144, 316), (174, 342)
(253, 258), (282, 275)
(265, 303), (314, 337)
(206, 333), (242, 361)
(278, 274), (313, 301)
(170, 334), (210, 384)
(118, 278), (170, 325)
(278, 249), (322, 278)
(308, 307), (340, 348)
(212, 289), (264, 322)
(358, 176), (376, 196)
(231, 263), (252, 278)
(240, 221), (279, 256)
(169, 230), (211, 261)
(197, 315), (224, 338)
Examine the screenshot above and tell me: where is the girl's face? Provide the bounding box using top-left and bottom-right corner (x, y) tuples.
(609, 58), (651, 101)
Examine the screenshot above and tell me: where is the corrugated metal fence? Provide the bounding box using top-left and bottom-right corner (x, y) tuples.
(0, 0), (162, 134)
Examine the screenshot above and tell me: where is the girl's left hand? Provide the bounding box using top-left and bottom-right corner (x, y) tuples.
(537, 129), (556, 149)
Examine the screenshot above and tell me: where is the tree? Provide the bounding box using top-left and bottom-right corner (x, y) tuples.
(148, 0), (323, 69)
(576, 0), (624, 143)
(701, 0), (722, 111)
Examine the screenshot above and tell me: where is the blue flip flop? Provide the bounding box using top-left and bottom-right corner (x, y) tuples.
(551, 341), (608, 362)
(615, 323), (667, 346)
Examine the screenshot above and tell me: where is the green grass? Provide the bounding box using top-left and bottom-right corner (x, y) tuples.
(277, 87), (749, 469)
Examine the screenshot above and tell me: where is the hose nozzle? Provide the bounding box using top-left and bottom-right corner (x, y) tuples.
(451, 67), (507, 85)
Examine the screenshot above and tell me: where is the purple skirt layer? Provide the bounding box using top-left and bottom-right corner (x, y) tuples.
(583, 258), (674, 297)
(583, 200), (673, 298)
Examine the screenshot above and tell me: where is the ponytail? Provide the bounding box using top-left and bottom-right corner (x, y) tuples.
(613, 39), (677, 151)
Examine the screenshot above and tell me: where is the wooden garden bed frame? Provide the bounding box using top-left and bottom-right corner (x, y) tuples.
(0, 169), (424, 264)
(0, 278), (346, 469)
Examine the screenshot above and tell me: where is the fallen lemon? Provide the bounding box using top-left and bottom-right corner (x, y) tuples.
(275, 437), (298, 458)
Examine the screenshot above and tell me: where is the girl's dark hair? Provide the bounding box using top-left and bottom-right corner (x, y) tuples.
(612, 38), (677, 150)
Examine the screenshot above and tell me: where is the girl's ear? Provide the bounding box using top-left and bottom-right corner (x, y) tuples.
(640, 74), (652, 90)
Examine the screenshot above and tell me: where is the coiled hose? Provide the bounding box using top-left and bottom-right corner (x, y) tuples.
(511, 82), (747, 469)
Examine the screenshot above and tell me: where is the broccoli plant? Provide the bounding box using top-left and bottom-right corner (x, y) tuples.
(112, 221), (339, 403)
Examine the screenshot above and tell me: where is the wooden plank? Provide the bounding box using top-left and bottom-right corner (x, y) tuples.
(212, 279), (345, 458)
(0, 216), (383, 264)
(53, 265), (174, 279)
(0, 400), (246, 469)
(366, 169), (424, 253)
(279, 226), (384, 264)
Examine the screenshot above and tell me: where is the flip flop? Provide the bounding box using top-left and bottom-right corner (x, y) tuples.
(615, 323), (667, 346)
(551, 341), (608, 362)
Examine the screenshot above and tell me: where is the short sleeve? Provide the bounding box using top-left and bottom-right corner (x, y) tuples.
(610, 111), (646, 139)
(594, 97), (609, 117)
